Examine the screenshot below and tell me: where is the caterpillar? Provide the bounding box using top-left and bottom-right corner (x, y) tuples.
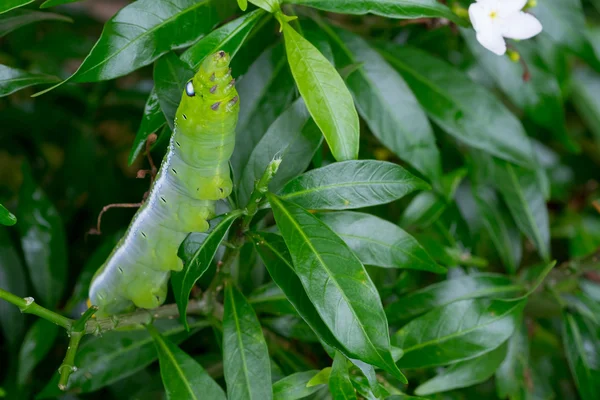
(89, 51), (239, 317)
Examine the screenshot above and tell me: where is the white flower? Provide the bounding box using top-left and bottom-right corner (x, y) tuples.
(469, 0), (543, 56)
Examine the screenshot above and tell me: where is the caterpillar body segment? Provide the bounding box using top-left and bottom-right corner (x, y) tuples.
(89, 51), (240, 317)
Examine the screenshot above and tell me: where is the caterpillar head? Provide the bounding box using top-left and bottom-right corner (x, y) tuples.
(177, 51), (239, 130)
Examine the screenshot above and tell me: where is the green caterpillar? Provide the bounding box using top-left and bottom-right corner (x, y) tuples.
(89, 51), (239, 317)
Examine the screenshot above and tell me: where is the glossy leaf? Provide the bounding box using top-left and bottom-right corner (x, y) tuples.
(250, 0), (280, 12)
(386, 273), (523, 323)
(264, 315), (319, 342)
(282, 21), (359, 162)
(238, 98), (322, 205)
(495, 322), (529, 400)
(0, 9), (71, 37)
(172, 211), (242, 330)
(223, 283), (272, 400)
(322, 24), (441, 183)
(154, 52), (194, 130)
(268, 194), (406, 382)
(572, 67), (600, 146)
(35, 0), (235, 94)
(393, 298), (525, 368)
(0, 203), (16, 226)
(563, 313), (600, 400)
(272, 370), (324, 400)
(147, 324), (226, 400)
(470, 184), (522, 273)
(329, 352), (357, 400)
(414, 342), (508, 396)
(378, 45), (536, 167)
(492, 160), (550, 262)
(38, 320), (210, 397)
(181, 9), (265, 70)
(17, 319), (59, 385)
(0, 0), (33, 14)
(231, 43), (296, 184)
(252, 231), (346, 350)
(0, 65), (58, 97)
(17, 166), (67, 308)
(317, 211), (444, 273)
(128, 89), (166, 165)
(279, 160), (429, 210)
(462, 29), (579, 152)
(0, 229), (27, 348)
(248, 282), (297, 315)
(285, 0), (466, 25)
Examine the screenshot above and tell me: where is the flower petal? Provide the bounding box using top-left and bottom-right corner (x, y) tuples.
(476, 30), (507, 55)
(498, 0), (527, 16)
(501, 12), (543, 40)
(469, 2), (489, 32)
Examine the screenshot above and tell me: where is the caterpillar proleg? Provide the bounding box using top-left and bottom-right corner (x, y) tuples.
(89, 51), (240, 317)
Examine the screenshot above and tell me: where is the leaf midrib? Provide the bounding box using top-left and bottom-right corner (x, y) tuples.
(155, 336), (198, 400)
(280, 179), (415, 201)
(76, 0), (211, 77)
(400, 300), (523, 354)
(269, 195), (390, 369)
(227, 287), (254, 400)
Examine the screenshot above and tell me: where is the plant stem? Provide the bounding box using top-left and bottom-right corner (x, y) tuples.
(58, 331), (83, 391)
(0, 288), (73, 329)
(85, 297), (213, 334)
(242, 158), (281, 231)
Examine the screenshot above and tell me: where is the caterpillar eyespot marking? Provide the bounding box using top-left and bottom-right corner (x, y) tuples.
(185, 81), (195, 97)
(89, 51), (239, 317)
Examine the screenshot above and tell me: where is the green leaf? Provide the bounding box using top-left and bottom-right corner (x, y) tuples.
(252, 231), (346, 350)
(0, 9), (71, 37)
(181, 9), (265, 70)
(284, 0), (466, 26)
(250, 0), (280, 12)
(279, 160), (429, 210)
(238, 98), (322, 205)
(172, 211), (242, 330)
(393, 298), (525, 368)
(267, 194), (406, 382)
(490, 159), (550, 262)
(238, 0), (248, 11)
(470, 184), (522, 273)
(0, 203), (16, 226)
(17, 165), (67, 308)
(378, 45), (536, 167)
(147, 324), (226, 400)
(385, 273), (523, 323)
(495, 322), (529, 400)
(223, 283), (273, 400)
(572, 67), (600, 146)
(462, 29), (579, 153)
(248, 282), (297, 315)
(414, 342), (508, 396)
(0, 229), (27, 348)
(0, 0), (33, 14)
(532, 0), (600, 70)
(38, 320), (210, 397)
(317, 211), (444, 273)
(264, 315), (319, 342)
(320, 23), (441, 183)
(128, 89), (166, 165)
(0, 65), (58, 97)
(17, 319), (60, 385)
(307, 367), (331, 386)
(34, 0), (235, 94)
(272, 370), (324, 400)
(329, 352), (358, 400)
(154, 52), (194, 130)
(563, 313), (600, 400)
(282, 21), (359, 162)
(231, 43), (296, 184)
(40, 0), (84, 8)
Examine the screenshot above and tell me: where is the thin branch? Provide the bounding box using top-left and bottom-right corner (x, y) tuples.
(0, 288), (73, 329)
